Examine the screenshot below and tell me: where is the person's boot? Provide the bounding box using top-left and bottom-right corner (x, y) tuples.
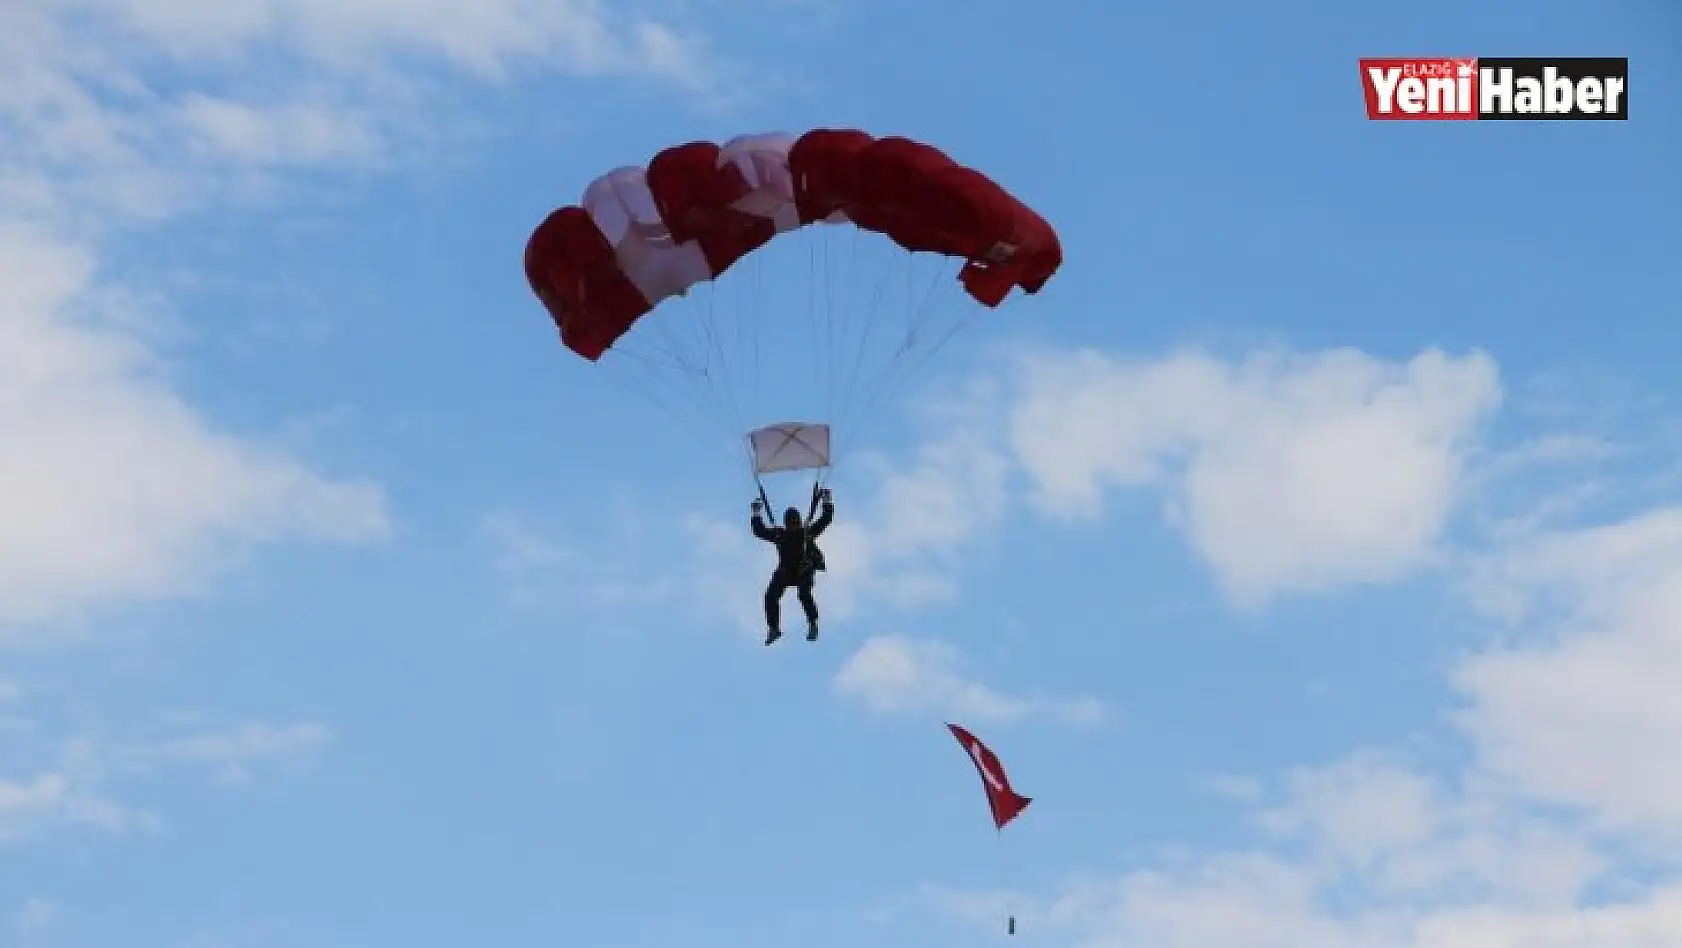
(806, 619), (820, 641)
(765, 626), (781, 646)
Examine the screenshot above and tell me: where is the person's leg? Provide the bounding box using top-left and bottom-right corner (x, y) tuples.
(763, 572), (788, 644)
(797, 574), (819, 640)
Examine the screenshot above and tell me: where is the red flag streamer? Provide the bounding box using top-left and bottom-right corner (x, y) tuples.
(947, 722), (1031, 829)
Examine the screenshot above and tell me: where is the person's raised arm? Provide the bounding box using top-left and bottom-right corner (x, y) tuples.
(750, 500), (777, 541)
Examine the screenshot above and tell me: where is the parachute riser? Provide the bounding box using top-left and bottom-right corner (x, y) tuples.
(751, 472), (828, 526)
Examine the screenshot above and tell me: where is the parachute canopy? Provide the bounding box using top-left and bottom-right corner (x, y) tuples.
(523, 128), (1062, 362)
(948, 722), (1031, 830)
(748, 422), (830, 475)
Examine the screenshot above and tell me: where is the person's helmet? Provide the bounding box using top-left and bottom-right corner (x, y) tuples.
(783, 507), (801, 527)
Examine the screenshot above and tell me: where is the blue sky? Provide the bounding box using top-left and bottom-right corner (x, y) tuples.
(2, 1), (1680, 946)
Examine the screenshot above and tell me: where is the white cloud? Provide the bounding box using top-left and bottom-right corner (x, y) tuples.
(62, 0), (727, 90)
(928, 749), (1668, 948)
(0, 0), (736, 220)
(16, 897), (55, 934)
(833, 635), (1106, 727)
(0, 0), (746, 222)
(127, 721), (333, 783)
(130, 5), (710, 192)
(172, 95), (382, 168)
(481, 510), (586, 608)
(480, 508), (694, 619)
(1010, 347), (1502, 607)
(922, 443), (1682, 947)
(0, 771), (153, 842)
(0, 0), (758, 639)
(1191, 773), (1265, 802)
(1030, 862), (1682, 948)
(1456, 508), (1682, 838)
(0, 225), (389, 633)
(0, 712), (332, 843)
(818, 379), (1016, 615)
(1256, 754), (1603, 907)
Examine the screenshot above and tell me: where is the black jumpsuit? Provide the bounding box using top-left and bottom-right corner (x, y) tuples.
(752, 500), (834, 632)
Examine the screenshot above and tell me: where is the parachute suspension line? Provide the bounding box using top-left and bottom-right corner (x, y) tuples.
(839, 236), (895, 413)
(854, 261), (972, 430)
(810, 235), (826, 428)
(749, 471), (825, 526)
(725, 250), (763, 444)
(748, 247), (766, 437)
(823, 237), (900, 471)
(834, 251), (953, 445)
(688, 286), (728, 426)
(809, 231), (828, 426)
(644, 273), (742, 460)
(828, 253), (968, 471)
(805, 477), (823, 524)
(697, 275), (745, 445)
(719, 263), (779, 486)
(819, 225), (862, 458)
(838, 225), (866, 413)
(811, 224), (851, 453)
(593, 354), (693, 431)
(618, 296), (735, 438)
(825, 247), (902, 467)
(598, 347), (736, 453)
(822, 230), (840, 430)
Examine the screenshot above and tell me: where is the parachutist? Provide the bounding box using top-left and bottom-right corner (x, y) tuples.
(751, 490), (833, 645)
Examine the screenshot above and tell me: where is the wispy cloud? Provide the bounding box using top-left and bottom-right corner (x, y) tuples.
(1190, 773), (1265, 802)
(16, 896), (55, 935)
(59, 0), (737, 92)
(1, 0), (745, 225)
(479, 508), (688, 618)
(833, 635), (1107, 728)
(0, 694), (333, 843)
(0, 771), (154, 843)
(480, 510), (587, 609)
(125, 721), (333, 784)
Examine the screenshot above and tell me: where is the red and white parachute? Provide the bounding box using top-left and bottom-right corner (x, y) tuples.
(523, 127), (1062, 487)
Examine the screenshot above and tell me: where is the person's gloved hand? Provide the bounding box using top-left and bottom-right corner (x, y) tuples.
(751, 500), (763, 513)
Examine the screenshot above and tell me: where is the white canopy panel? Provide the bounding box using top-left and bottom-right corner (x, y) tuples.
(748, 422), (831, 475)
